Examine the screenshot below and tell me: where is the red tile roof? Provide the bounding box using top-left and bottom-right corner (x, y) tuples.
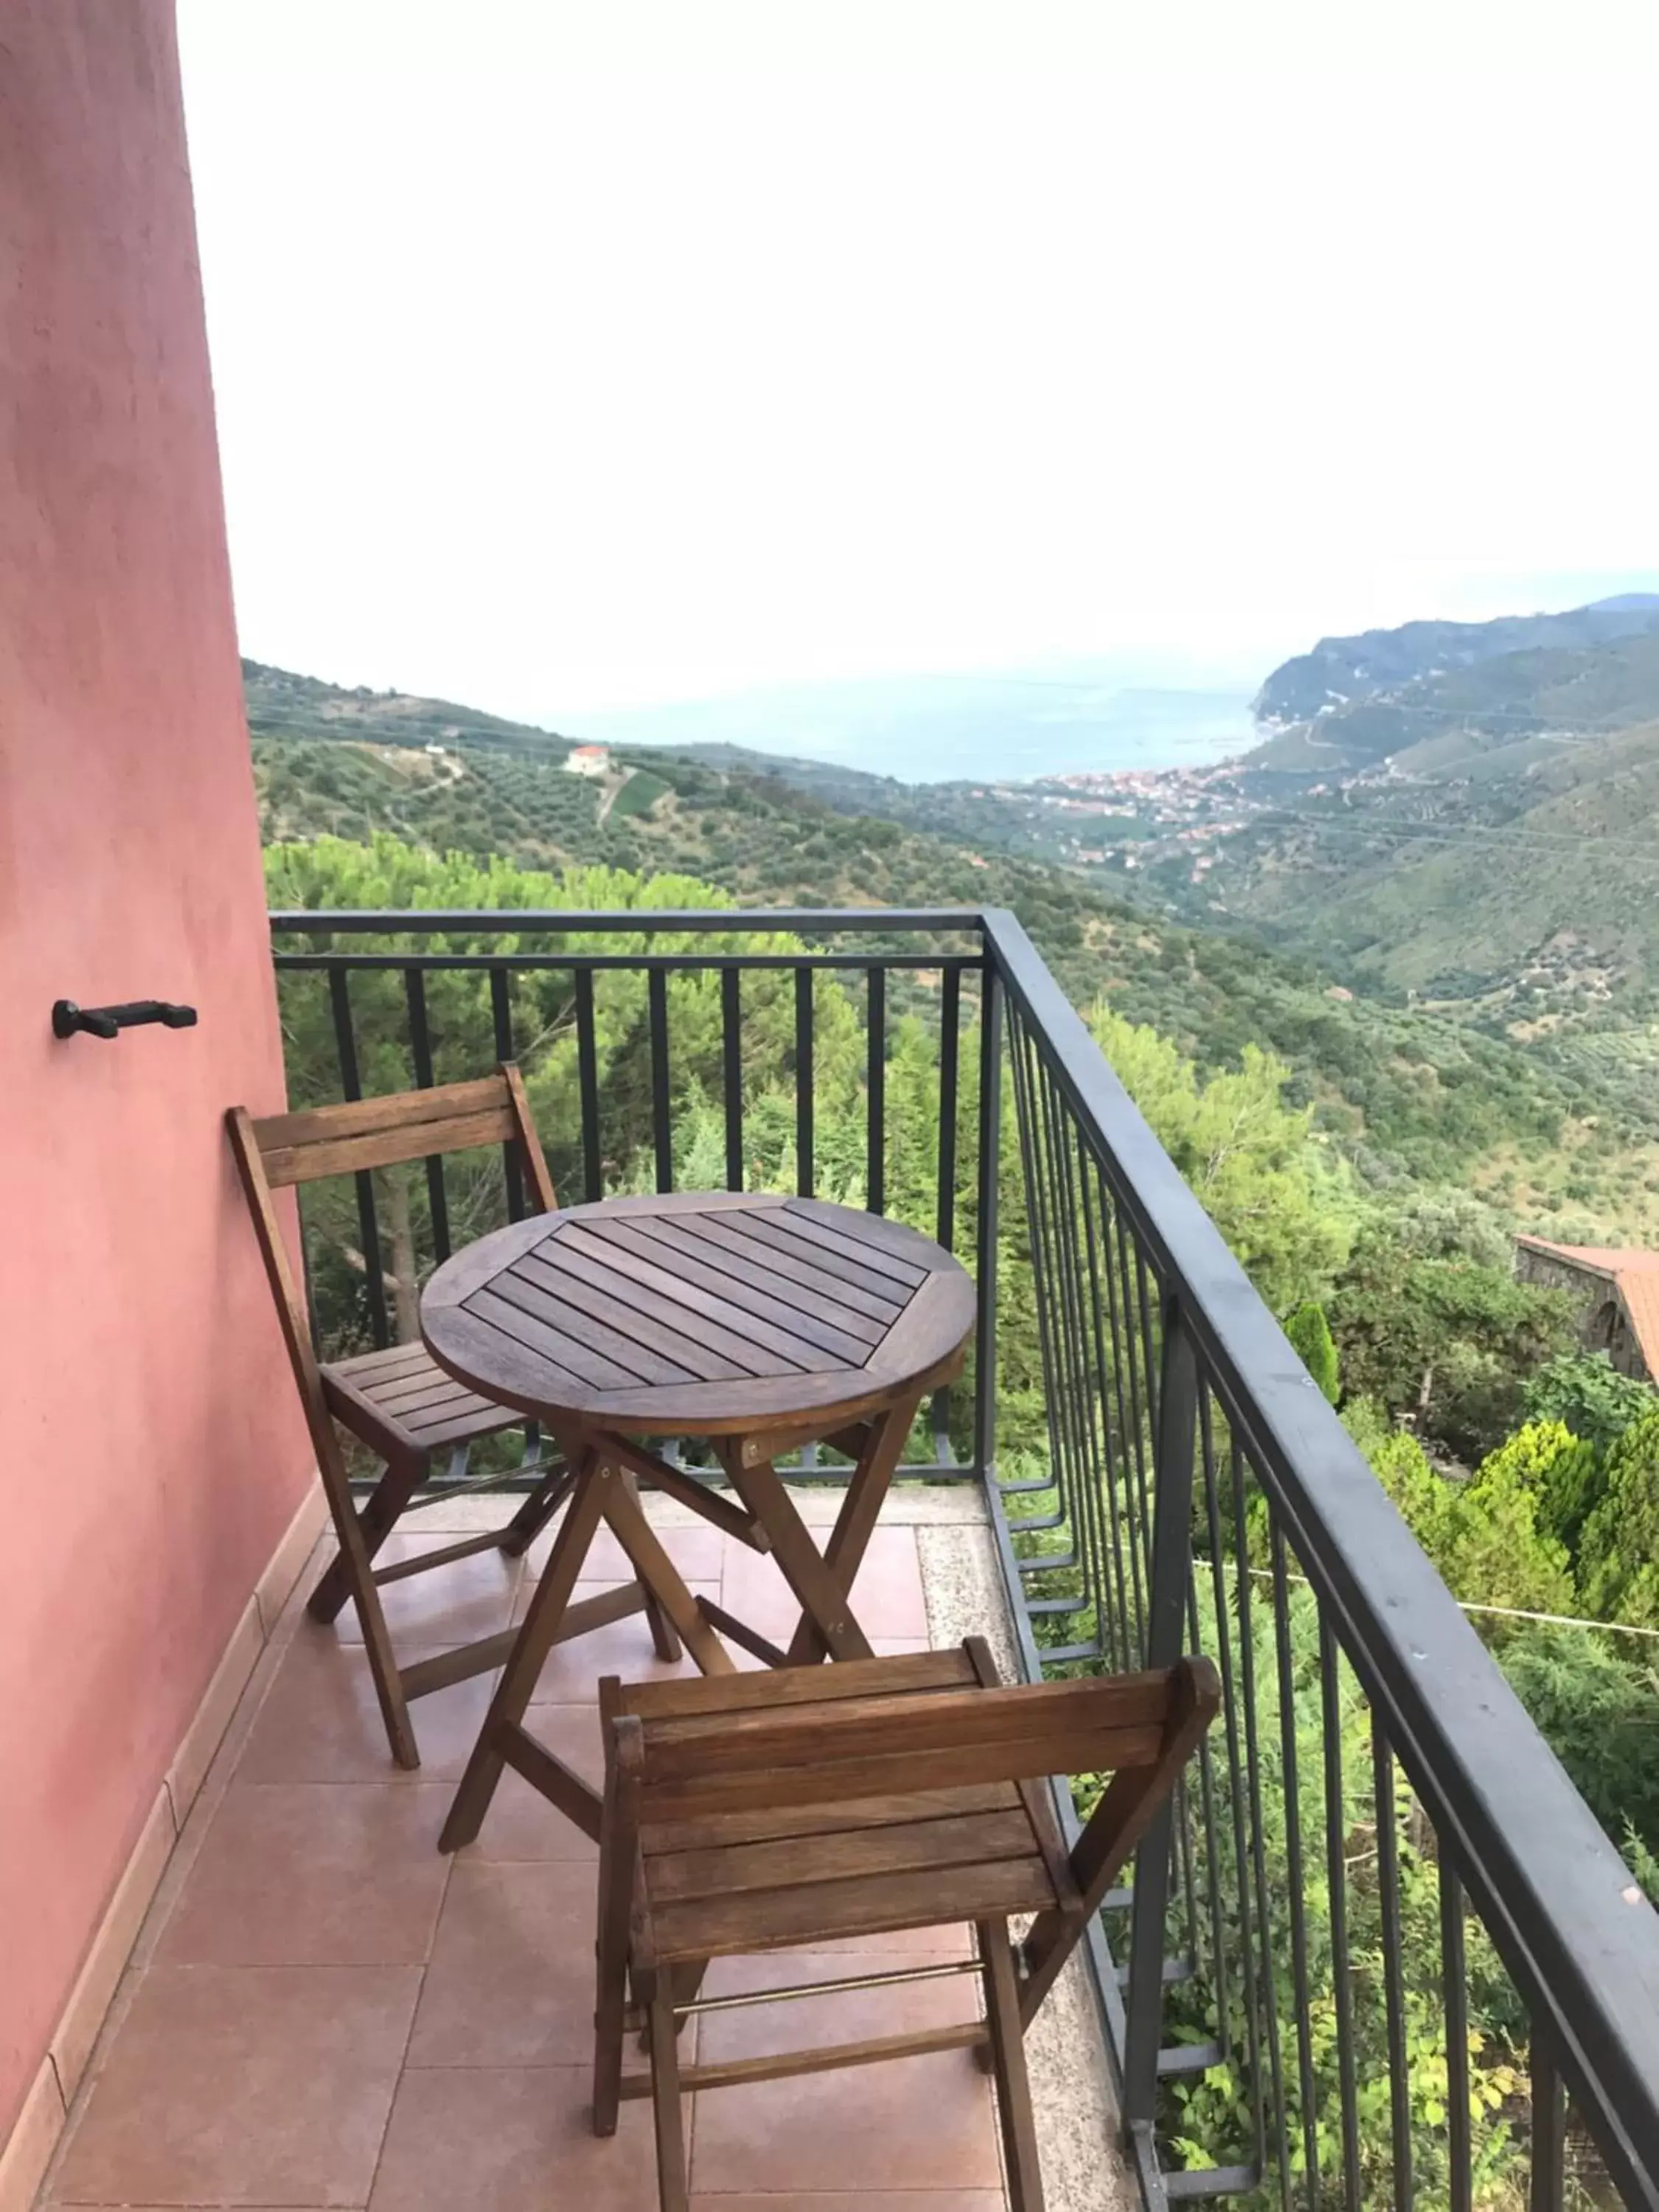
(1517, 1237), (1659, 1378)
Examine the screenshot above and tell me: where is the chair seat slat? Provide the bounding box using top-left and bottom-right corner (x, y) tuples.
(649, 1806), (1040, 1904)
(650, 1852), (1057, 1963)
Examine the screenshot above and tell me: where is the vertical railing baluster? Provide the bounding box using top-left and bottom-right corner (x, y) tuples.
(1016, 1027), (1082, 1574)
(1200, 1402), (1268, 2176)
(329, 966), (389, 1349)
(489, 964), (524, 1221)
(1079, 1162), (1137, 1672)
(1048, 1070), (1116, 1660)
(1121, 1294), (1199, 2140)
(936, 964), (960, 1253)
(931, 964), (961, 1463)
(1321, 1613), (1363, 2207)
(1373, 1714), (1415, 2210)
(973, 962), (1002, 1477)
(647, 967), (672, 1193)
(866, 964), (885, 1214)
(1026, 1041), (1093, 1644)
(1096, 1175), (1150, 1655)
(1057, 1113), (1121, 1672)
(722, 966), (743, 1192)
(795, 966), (814, 1199)
(1270, 1515), (1321, 2206)
(574, 967), (601, 1203)
(1231, 1444), (1294, 2208)
(1530, 2033), (1567, 2212)
(1184, 1557), (1230, 2059)
(1444, 1863), (1474, 2212)
(405, 965), (451, 1265)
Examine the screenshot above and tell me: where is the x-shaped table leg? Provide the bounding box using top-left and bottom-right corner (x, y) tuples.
(718, 1391), (924, 1668)
(439, 1437), (735, 1853)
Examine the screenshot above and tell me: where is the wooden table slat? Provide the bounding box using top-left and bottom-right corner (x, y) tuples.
(516, 1237), (793, 1380)
(587, 1214), (883, 1362)
(715, 1208), (921, 1301)
(461, 1286), (649, 1393)
(661, 1209), (905, 1326)
(555, 1221), (848, 1376)
(776, 1200), (931, 1286)
(486, 1262), (708, 1387)
(510, 1248), (757, 1384)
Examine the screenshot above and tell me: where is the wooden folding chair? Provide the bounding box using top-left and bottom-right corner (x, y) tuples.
(228, 1066), (583, 1768)
(592, 1638), (1221, 2211)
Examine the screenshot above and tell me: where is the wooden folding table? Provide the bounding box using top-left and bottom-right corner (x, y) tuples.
(421, 1190), (975, 1851)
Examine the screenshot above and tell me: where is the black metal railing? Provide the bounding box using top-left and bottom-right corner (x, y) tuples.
(268, 905), (991, 1475)
(981, 906), (1659, 2212)
(268, 901), (1659, 2208)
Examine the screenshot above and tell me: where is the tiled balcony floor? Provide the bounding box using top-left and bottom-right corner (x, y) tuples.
(36, 1486), (1128, 2212)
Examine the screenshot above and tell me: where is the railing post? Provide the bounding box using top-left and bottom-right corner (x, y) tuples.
(1121, 1290), (1199, 2142)
(973, 961), (1003, 1477)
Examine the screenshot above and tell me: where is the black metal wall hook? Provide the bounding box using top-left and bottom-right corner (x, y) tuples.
(52, 998), (198, 1041)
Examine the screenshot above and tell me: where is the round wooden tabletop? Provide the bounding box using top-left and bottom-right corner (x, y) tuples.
(421, 1190), (975, 1437)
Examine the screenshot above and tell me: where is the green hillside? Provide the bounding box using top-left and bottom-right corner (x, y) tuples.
(249, 685), (1659, 1245)
(245, 658), (574, 757)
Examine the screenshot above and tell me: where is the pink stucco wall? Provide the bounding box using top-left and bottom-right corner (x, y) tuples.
(0, 0), (315, 2137)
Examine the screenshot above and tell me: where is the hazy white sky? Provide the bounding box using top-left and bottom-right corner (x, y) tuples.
(178, 0), (1659, 722)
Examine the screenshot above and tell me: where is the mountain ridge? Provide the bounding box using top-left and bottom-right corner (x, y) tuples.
(1252, 595), (1659, 730)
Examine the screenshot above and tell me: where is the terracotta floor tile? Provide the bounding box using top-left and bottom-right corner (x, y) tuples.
(689, 1949), (998, 2195)
(456, 1763), (599, 1863)
(366, 2067), (660, 2212)
(49, 1964), (419, 2207)
(516, 1694), (603, 1779)
(237, 1635), (498, 1784)
(720, 1524), (929, 1644)
(335, 1532), (521, 1649)
(510, 1578), (723, 1691)
(154, 1784), (451, 1966)
(406, 1861), (598, 2067)
(524, 1516), (726, 1585)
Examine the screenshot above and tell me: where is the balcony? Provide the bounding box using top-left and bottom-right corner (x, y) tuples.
(24, 902), (1659, 2212)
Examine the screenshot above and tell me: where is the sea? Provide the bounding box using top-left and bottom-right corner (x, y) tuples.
(572, 668), (1258, 786)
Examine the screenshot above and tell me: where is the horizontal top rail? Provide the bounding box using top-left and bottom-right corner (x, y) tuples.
(268, 906), (988, 937)
(979, 904), (1659, 2203)
(271, 951), (987, 973)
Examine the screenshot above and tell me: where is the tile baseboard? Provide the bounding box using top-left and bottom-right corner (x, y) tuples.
(0, 1473), (325, 2212)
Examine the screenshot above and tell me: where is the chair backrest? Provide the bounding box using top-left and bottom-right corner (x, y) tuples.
(226, 1065), (557, 1466)
(243, 1065), (555, 1207)
(619, 1665), (1194, 1825)
(606, 1642), (1220, 2020)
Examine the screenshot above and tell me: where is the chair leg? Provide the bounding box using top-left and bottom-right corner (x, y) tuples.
(784, 1392), (921, 1664)
(593, 1885), (630, 2136)
(308, 1449), (424, 1624)
(438, 1449), (608, 1851)
(645, 1978), (691, 2212)
(304, 1444), (420, 1768)
(978, 1918), (1045, 2212)
(636, 1957), (706, 2052)
(601, 1472), (734, 1677)
(497, 1456), (574, 1559)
